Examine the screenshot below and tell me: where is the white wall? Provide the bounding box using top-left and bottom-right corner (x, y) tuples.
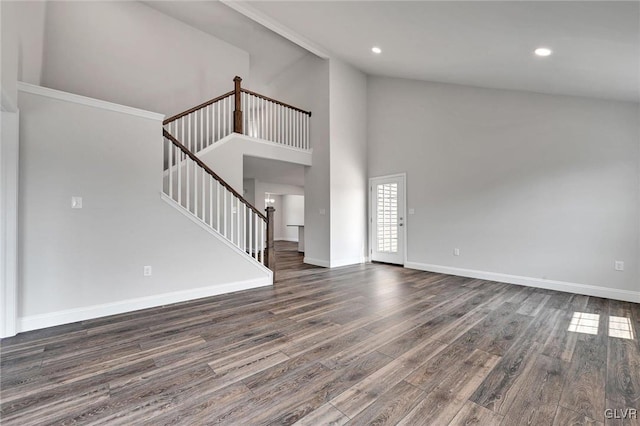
(251, 180), (304, 215)
(368, 76), (640, 300)
(282, 195), (305, 241)
(41, 1), (249, 116)
(243, 178), (256, 205)
(271, 195), (285, 240)
(198, 135), (311, 196)
(0, 0), (47, 337)
(329, 59), (368, 267)
(17, 86), (270, 331)
(1, 109), (19, 337)
(268, 55), (331, 266)
(1, 0), (47, 107)
(265, 57), (366, 267)
(244, 181), (305, 242)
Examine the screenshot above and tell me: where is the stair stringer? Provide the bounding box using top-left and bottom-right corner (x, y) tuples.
(161, 192), (273, 279)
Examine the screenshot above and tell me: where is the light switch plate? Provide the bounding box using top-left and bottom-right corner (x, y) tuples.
(319, 208), (326, 215)
(71, 196), (82, 209)
(409, 208), (415, 215)
(614, 261), (624, 271)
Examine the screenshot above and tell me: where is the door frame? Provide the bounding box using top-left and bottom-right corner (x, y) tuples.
(368, 172), (407, 266)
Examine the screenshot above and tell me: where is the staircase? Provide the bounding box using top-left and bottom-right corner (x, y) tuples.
(161, 77), (312, 276)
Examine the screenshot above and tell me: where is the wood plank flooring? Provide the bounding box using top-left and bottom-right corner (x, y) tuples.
(1, 241), (639, 425)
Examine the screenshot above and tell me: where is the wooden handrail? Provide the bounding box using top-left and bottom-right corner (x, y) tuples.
(163, 129), (267, 222)
(241, 88), (312, 117)
(163, 77), (312, 128)
(163, 90), (235, 125)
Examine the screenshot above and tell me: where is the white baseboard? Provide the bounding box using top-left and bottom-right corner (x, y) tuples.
(330, 257), (366, 268)
(275, 238), (298, 242)
(304, 257), (330, 268)
(404, 261), (640, 303)
(303, 256), (366, 268)
(17, 277), (271, 333)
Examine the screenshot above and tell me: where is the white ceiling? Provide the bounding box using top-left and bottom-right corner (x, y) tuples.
(245, 1), (640, 102)
(243, 156), (305, 188)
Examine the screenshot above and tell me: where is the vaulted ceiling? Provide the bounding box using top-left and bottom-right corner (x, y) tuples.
(245, 1), (639, 102)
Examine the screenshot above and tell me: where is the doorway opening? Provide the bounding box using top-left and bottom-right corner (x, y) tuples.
(369, 173), (406, 266)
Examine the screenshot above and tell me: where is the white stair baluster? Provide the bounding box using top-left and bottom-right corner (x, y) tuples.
(215, 101), (219, 141)
(168, 141), (173, 200)
(287, 108), (291, 147)
(243, 92), (248, 135)
(194, 163), (199, 216)
(269, 102), (273, 141)
(298, 114), (302, 148)
(249, 210), (252, 257)
(254, 215), (259, 260)
(257, 97), (261, 138)
(201, 168), (205, 220)
(188, 114), (193, 152)
(230, 192), (234, 243)
(252, 95), (256, 137)
(216, 182), (221, 232)
(194, 110), (198, 152)
(279, 105), (282, 144)
(260, 219), (265, 264)
(177, 150), (182, 205)
(208, 176), (214, 227)
(229, 96), (232, 135)
(266, 101), (270, 141)
(181, 118), (185, 149)
(200, 108), (204, 151)
(237, 199), (241, 246)
(261, 97), (265, 139)
(223, 188), (228, 238)
(308, 114), (311, 149)
(205, 105), (210, 148)
(186, 157), (191, 211)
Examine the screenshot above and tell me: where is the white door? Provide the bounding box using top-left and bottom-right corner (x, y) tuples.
(370, 174), (405, 265)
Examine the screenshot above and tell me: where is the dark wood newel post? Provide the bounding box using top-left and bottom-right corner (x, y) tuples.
(233, 76), (243, 134)
(265, 206), (276, 279)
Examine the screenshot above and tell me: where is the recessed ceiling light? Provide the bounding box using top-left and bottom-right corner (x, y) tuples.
(371, 46), (382, 54)
(534, 47), (552, 57)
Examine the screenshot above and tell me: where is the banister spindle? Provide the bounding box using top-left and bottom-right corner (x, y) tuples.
(233, 76), (243, 134)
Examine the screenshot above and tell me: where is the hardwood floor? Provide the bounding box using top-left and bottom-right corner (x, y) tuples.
(1, 241), (639, 425)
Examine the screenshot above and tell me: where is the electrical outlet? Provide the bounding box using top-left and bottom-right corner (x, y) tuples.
(319, 208), (326, 215)
(409, 208), (415, 215)
(144, 266), (152, 276)
(71, 196), (82, 209)
(454, 248), (460, 256)
(614, 261), (624, 271)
